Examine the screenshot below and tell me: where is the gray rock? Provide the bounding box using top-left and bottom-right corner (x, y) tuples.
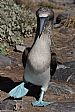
(51, 0), (75, 4)
(48, 102), (75, 112)
(15, 45), (26, 52)
(10, 56), (17, 66)
(54, 23), (61, 28)
(53, 61), (75, 84)
(0, 99), (16, 110)
(0, 55), (11, 66)
(56, 64), (70, 70)
(48, 82), (74, 95)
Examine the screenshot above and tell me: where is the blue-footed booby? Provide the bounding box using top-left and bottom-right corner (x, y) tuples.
(9, 7), (54, 107)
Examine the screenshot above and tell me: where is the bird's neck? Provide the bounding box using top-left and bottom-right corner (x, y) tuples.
(42, 21), (53, 45)
(33, 21), (53, 48)
(28, 22), (52, 72)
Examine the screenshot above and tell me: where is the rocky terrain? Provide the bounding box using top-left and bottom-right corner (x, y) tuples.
(0, 0), (75, 112)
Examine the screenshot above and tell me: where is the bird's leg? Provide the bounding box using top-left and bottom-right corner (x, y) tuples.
(39, 89), (44, 101)
(32, 89), (51, 107)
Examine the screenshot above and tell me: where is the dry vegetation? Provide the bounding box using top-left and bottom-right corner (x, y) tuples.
(63, 17), (75, 28)
(14, 0), (61, 10)
(14, 0), (37, 10)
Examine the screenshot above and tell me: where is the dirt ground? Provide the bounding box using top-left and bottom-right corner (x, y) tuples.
(0, 6), (75, 112)
(0, 64), (75, 112)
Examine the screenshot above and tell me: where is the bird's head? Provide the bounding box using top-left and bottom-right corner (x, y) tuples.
(36, 7), (54, 37)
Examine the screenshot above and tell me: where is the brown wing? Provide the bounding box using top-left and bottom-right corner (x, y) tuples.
(50, 53), (57, 78)
(22, 47), (31, 68)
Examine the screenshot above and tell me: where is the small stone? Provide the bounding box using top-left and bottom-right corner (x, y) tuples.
(18, 64), (22, 67)
(5, 66), (11, 70)
(15, 45), (26, 52)
(54, 23), (61, 28)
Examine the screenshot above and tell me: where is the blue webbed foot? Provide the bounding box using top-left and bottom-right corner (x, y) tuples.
(9, 82), (28, 98)
(32, 100), (51, 107)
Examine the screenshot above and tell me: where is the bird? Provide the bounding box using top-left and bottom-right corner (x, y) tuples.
(9, 7), (55, 107)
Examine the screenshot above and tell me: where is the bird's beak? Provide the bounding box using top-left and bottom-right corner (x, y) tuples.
(39, 17), (46, 37)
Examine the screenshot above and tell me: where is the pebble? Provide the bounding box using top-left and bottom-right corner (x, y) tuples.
(54, 23), (61, 28)
(15, 45), (26, 52)
(18, 64), (22, 67)
(5, 66), (11, 70)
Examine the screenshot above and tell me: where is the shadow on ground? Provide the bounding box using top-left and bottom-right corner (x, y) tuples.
(0, 76), (41, 100)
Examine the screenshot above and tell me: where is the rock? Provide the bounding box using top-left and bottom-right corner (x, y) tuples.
(56, 12), (69, 24)
(5, 66), (11, 70)
(53, 61), (75, 84)
(54, 23), (61, 28)
(18, 64), (22, 67)
(51, 0), (75, 4)
(15, 45), (26, 52)
(0, 55), (11, 66)
(55, 9), (75, 24)
(48, 102), (75, 112)
(56, 64), (70, 70)
(0, 99), (16, 110)
(10, 57), (17, 66)
(14, 100), (28, 110)
(48, 82), (74, 95)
